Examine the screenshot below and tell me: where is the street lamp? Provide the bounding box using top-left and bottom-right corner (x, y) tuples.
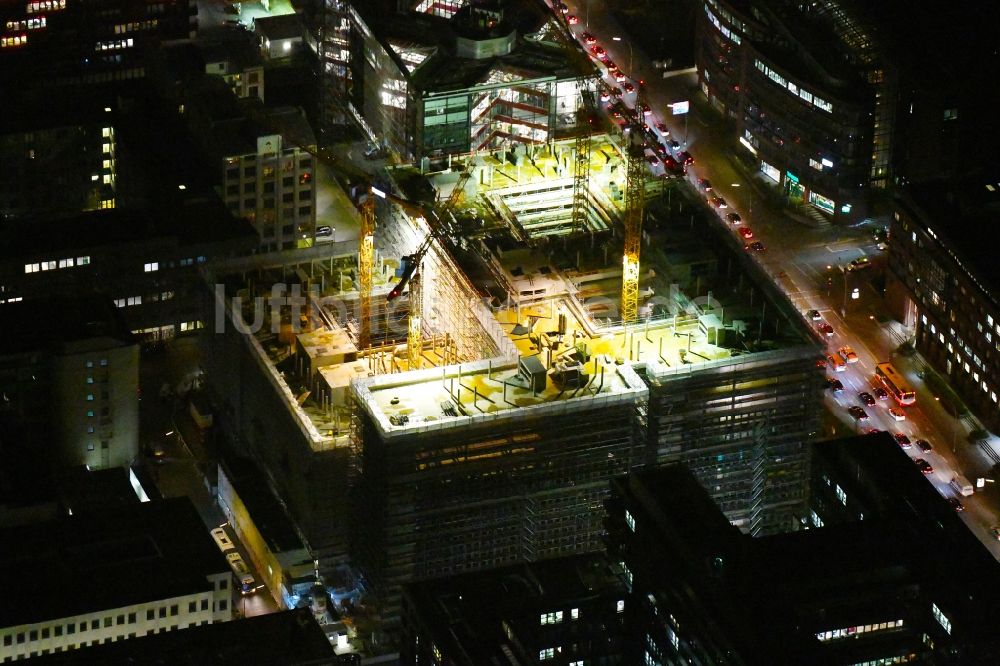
(611, 36), (633, 77)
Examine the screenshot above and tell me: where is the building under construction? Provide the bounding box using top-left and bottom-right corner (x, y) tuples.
(202, 118), (823, 623)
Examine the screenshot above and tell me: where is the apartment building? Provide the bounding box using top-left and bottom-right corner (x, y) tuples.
(0, 498), (232, 662)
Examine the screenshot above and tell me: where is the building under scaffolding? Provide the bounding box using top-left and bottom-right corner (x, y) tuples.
(201, 135), (823, 623)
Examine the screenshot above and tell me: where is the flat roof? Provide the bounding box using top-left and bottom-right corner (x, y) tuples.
(0, 296), (134, 356)
(354, 356), (648, 439)
(26, 608), (334, 665)
(0, 497), (229, 628)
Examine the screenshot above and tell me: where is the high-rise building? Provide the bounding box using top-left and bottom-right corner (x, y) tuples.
(0, 0), (197, 86)
(0, 297), (139, 471)
(885, 179), (1000, 433)
(0, 497), (233, 662)
(606, 435), (1000, 665)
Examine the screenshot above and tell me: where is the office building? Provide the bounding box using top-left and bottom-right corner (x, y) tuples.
(885, 179), (1000, 433)
(340, 0), (588, 160)
(0, 200), (256, 343)
(0, 297), (139, 471)
(185, 78), (318, 251)
(401, 554), (626, 666)
(23, 609), (336, 666)
(0, 0), (196, 86)
(696, 0), (885, 224)
(0, 497), (233, 662)
(0, 92), (118, 219)
(606, 436), (1000, 665)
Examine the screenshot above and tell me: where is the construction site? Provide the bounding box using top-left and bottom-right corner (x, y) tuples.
(203, 111), (824, 618)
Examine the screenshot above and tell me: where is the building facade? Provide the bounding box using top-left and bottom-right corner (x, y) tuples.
(0, 298), (139, 471)
(886, 185), (1000, 433)
(696, 0), (887, 223)
(348, 0), (587, 160)
(0, 0), (196, 86)
(0, 498), (233, 662)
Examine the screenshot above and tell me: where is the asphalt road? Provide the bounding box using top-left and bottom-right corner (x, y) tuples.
(558, 0), (1000, 556)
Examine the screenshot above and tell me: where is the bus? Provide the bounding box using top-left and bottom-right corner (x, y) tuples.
(875, 363), (916, 406)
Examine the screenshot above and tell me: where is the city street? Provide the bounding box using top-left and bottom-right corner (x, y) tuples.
(558, 0), (1000, 555)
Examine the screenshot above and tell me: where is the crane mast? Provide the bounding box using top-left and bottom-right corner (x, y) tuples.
(620, 87), (648, 324)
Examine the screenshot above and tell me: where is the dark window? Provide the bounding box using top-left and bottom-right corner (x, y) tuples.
(219, 599), (228, 611)
(80, 622), (86, 632)
(244, 166), (256, 177)
(170, 604), (178, 616)
(282, 192), (294, 203)
(29, 630), (37, 641)
(226, 185), (239, 196)
(201, 599), (209, 611)
(146, 610), (154, 621)
(103, 618), (111, 628)
(41, 628), (49, 639)
(159, 607), (166, 619)
(54, 626), (62, 637)
(298, 189), (310, 200)
(128, 612), (136, 624)
(263, 182), (275, 194)
(3, 635), (11, 646)
(188, 601), (196, 613)
(243, 182), (255, 193)
(67, 624), (75, 635)
(298, 206), (311, 216)
(116, 614), (124, 625)
(282, 177), (293, 187)
(220, 579), (227, 590)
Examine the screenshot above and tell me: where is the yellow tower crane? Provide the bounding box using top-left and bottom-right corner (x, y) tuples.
(358, 194), (377, 351)
(620, 87), (649, 324)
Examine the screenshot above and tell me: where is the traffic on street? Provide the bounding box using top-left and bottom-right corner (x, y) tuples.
(552, 0), (1000, 557)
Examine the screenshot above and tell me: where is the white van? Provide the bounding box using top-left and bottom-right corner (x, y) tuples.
(950, 475), (974, 497)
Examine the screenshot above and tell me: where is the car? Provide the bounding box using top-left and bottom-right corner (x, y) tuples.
(639, 103), (651, 116)
(916, 439), (933, 453)
(888, 407), (906, 421)
(914, 458), (934, 474)
(848, 257), (871, 271)
(614, 71), (627, 82)
(591, 46), (607, 59)
(557, 2), (569, 13)
(710, 196), (727, 209)
(947, 497), (964, 512)
(661, 155), (681, 172)
(738, 226), (754, 240)
(315, 225), (334, 237)
(677, 151), (694, 165)
(838, 346), (858, 363)
(726, 212), (742, 225)
(859, 392), (875, 407)
(656, 122), (669, 136)
(873, 386), (889, 401)
(622, 82), (635, 93)
(609, 86), (622, 98)
(806, 309), (821, 321)
(991, 526), (1000, 541)
(865, 427), (883, 434)
(646, 154), (660, 165)
(893, 433), (912, 449)
(848, 405), (869, 421)
(211, 527), (235, 552)
(605, 60), (618, 72)
(582, 32), (597, 45)
(667, 139), (680, 150)
(567, 14), (579, 24)
(826, 378), (844, 392)
(697, 178), (711, 191)
(745, 241), (766, 252)
(600, 89), (612, 102)
(816, 322), (834, 337)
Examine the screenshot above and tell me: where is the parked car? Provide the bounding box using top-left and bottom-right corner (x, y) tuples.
(806, 309), (822, 321)
(826, 378), (844, 392)
(873, 387), (889, 401)
(582, 32), (597, 45)
(916, 439), (933, 453)
(914, 458), (934, 474)
(738, 226), (754, 240)
(710, 196), (727, 209)
(677, 150), (694, 165)
(567, 14), (579, 24)
(859, 392), (875, 407)
(816, 322), (834, 337)
(622, 82), (635, 93)
(745, 241), (766, 252)
(947, 497), (964, 512)
(848, 257), (871, 271)
(726, 212), (742, 225)
(656, 122), (670, 136)
(893, 433), (912, 449)
(888, 407), (906, 421)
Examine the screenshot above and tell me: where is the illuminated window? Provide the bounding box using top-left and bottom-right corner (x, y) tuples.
(617, 599), (625, 613)
(540, 611), (563, 625)
(539, 648), (555, 660)
(625, 509), (636, 532)
(835, 484), (847, 505)
(571, 608), (579, 619)
(932, 603), (952, 634)
(77, 256), (90, 266)
(144, 262), (158, 272)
